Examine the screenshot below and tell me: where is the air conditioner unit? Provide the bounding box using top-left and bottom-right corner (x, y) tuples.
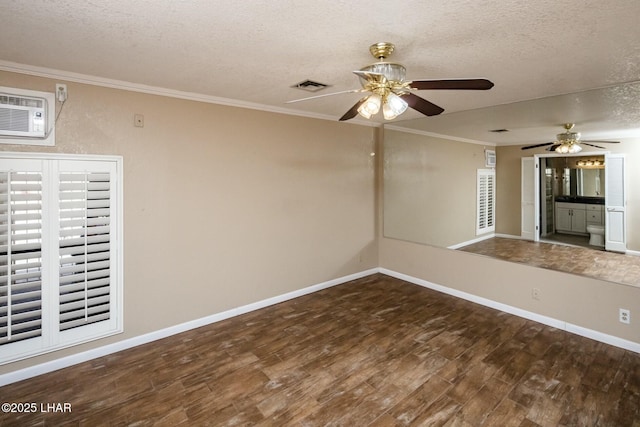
(485, 149), (496, 168)
(0, 86), (55, 146)
(0, 92), (47, 138)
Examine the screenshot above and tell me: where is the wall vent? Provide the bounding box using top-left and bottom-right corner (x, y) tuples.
(292, 80), (330, 92)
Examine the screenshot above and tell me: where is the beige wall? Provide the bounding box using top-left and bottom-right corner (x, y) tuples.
(496, 142), (640, 251)
(383, 129), (491, 247)
(0, 71), (378, 375)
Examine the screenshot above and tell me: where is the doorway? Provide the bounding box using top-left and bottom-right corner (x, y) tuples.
(538, 155), (605, 249)
(520, 152), (626, 253)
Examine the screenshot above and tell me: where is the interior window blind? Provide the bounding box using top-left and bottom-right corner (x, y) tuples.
(0, 171), (43, 345)
(477, 169), (495, 235)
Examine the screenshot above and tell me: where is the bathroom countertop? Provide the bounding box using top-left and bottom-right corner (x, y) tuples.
(555, 196), (605, 205)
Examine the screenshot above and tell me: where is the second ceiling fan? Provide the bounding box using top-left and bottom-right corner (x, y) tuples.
(287, 42), (494, 121)
(521, 123), (620, 153)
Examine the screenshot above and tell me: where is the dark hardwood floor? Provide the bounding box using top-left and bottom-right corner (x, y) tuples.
(1, 274), (639, 426)
(459, 237), (640, 287)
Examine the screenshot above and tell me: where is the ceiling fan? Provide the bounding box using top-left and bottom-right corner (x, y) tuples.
(287, 42), (494, 121)
(521, 123), (621, 153)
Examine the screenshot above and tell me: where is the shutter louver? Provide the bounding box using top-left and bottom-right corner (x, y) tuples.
(487, 173), (495, 228)
(0, 171), (43, 345)
(478, 177), (487, 229)
(59, 172), (111, 331)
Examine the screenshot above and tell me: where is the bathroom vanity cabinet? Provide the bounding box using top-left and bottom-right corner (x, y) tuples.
(555, 202), (604, 234)
(586, 204), (604, 226)
(556, 202), (586, 233)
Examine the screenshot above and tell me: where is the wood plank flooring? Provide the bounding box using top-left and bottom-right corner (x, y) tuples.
(459, 237), (640, 287)
(1, 274), (639, 426)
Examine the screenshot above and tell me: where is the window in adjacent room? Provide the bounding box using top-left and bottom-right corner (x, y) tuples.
(477, 168), (495, 235)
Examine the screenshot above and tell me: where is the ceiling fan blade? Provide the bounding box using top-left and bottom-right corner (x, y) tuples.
(409, 79), (494, 90)
(521, 142), (554, 150)
(582, 143), (606, 149)
(401, 93), (445, 116)
(286, 89), (363, 104)
(546, 144), (561, 152)
(581, 140), (620, 144)
(339, 98), (367, 121)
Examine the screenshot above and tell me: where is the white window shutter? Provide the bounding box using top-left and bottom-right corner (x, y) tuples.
(59, 171), (112, 331)
(0, 168), (44, 346)
(477, 169), (495, 235)
(0, 155), (122, 364)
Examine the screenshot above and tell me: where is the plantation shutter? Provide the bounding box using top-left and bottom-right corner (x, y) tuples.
(58, 171), (112, 331)
(0, 168), (43, 345)
(477, 169), (495, 235)
(0, 154), (122, 365)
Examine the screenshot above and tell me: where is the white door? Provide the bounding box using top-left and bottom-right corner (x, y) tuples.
(521, 157), (536, 240)
(605, 153), (626, 252)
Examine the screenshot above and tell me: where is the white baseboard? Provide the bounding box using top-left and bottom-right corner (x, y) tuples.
(494, 233), (524, 240)
(0, 268), (378, 387)
(379, 268), (640, 354)
(447, 233), (495, 250)
(4, 266), (639, 387)
(627, 249), (640, 257)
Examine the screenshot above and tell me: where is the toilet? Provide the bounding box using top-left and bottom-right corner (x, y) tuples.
(586, 224), (605, 247)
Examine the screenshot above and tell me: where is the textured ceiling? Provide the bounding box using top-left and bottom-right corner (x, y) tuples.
(1, 0), (640, 139)
(390, 81), (640, 145)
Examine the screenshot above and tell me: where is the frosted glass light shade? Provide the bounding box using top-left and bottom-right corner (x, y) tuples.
(357, 94), (381, 118)
(556, 143), (582, 154)
(383, 93), (408, 120)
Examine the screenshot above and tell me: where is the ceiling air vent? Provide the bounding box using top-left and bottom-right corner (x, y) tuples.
(292, 80), (330, 92)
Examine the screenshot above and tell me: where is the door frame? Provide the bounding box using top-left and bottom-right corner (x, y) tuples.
(524, 151), (608, 242)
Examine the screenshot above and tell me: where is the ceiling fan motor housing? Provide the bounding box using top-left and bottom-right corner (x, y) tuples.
(369, 42), (395, 60)
(358, 63), (407, 86)
(360, 42), (407, 85)
(557, 130), (580, 144)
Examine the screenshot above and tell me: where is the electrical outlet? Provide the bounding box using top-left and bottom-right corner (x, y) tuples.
(55, 84), (67, 102)
(134, 114), (144, 128)
(619, 308), (630, 324)
(532, 288), (540, 301)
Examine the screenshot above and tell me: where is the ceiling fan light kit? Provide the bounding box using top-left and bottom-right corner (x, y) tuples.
(555, 142), (582, 154)
(555, 123), (582, 153)
(287, 42), (494, 122)
(521, 123), (620, 152)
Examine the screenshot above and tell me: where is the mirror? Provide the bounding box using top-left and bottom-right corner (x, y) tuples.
(383, 82), (640, 285)
(543, 156), (605, 198)
(577, 168), (603, 197)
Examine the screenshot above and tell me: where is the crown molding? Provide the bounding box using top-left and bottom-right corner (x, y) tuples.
(384, 124), (496, 146)
(0, 60), (378, 127)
